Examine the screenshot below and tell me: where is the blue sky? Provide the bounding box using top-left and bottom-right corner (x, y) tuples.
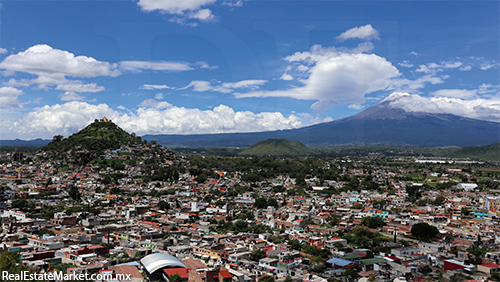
(0, 0), (499, 139)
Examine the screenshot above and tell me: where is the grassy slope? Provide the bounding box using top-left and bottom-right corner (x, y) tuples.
(238, 139), (315, 156)
(446, 143), (500, 161)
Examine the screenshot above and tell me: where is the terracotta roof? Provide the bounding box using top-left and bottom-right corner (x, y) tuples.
(164, 268), (189, 279)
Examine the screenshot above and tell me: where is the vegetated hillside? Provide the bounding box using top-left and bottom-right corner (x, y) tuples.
(446, 143), (500, 161)
(313, 146), (461, 158)
(42, 118), (143, 154)
(238, 139), (315, 156)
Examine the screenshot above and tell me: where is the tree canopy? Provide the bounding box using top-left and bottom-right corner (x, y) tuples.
(411, 222), (439, 241)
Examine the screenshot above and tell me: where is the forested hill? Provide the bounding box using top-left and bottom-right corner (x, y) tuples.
(238, 139), (315, 156)
(447, 143), (500, 161)
(41, 118), (143, 154)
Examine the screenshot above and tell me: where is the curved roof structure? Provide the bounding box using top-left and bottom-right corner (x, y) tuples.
(140, 253), (187, 274)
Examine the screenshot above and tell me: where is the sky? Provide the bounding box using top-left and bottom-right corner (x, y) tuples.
(0, 0), (499, 139)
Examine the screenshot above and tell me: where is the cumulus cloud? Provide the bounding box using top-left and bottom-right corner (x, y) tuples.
(0, 44), (119, 93)
(296, 65), (309, 72)
(12, 101), (306, 139)
(59, 91), (85, 101)
(398, 60), (413, 68)
(137, 0), (218, 26)
(137, 0), (216, 14)
(416, 61), (463, 75)
(337, 24), (380, 42)
(237, 44), (400, 111)
(155, 93), (165, 99)
(280, 73), (293, 81)
(0, 44), (120, 78)
(384, 92), (500, 122)
(459, 65), (472, 71)
(0, 87), (24, 108)
(0, 48), (7, 55)
(180, 79), (268, 93)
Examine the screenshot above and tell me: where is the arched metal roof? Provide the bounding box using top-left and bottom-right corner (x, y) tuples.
(140, 253), (187, 274)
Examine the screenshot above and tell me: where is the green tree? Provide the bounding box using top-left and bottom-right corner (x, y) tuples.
(254, 198), (268, 209)
(267, 198), (279, 208)
(351, 203), (363, 210)
(344, 268), (359, 282)
(11, 198), (30, 211)
(258, 275), (275, 282)
(360, 216), (385, 229)
(158, 200), (170, 210)
(169, 273), (183, 282)
(0, 252), (32, 281)
(196, 173), (208, 183)
(411, 223), (439, 241)
(418, 265), (432, 276)
(461, 208), (471, 216)
(284, 276), (293, 282)
(288, 239), (302, 250)
(251, 249), (266, 261)
(69, 185), (80, 200)
(433, 196), (446, 206)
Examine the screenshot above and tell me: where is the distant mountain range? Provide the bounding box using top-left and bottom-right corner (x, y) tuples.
(0, 138), (50, 146)
(2, 97), (500, 148)
(143, 98), (500, 148)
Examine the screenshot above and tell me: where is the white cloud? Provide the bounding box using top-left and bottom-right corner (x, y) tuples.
(410, 51), (418, 56)
(181, 79), (268, 93)
(459, 65), (472, 71)
(398, 60), (413, 68)
(222, 0), (243, 7)
(117, 105), (126, 110)
(280, 73), (293, 81)
(141, 84), (172, 90)
(480, 61), (499, 70)
(12, 101), (307, 139)
(189, 9), (215, 21)
(119, 61), (194, 72)
(0, 48), (7, 55)
(337, 24), (380, 42)
(237, 45), (400, 111)
(0, 86), (24, 108)
(0, 44), (119, 93)
(389, 75), (447, 91)
(416, 61), (462, 75)
(137, 0), (218, 26)
(59, 91), (85, 101)
(181, 80), (213, 92)
(137, 0), (216, 14)
(432, 89), (477, 99)
(296, 65), (309, 72)
(5, 77), (105, 93)
(138, 99), (172, 109)
(384, 92), (500, 122)
(0, 44), (120, 78)
(155, 93), (165, 99)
